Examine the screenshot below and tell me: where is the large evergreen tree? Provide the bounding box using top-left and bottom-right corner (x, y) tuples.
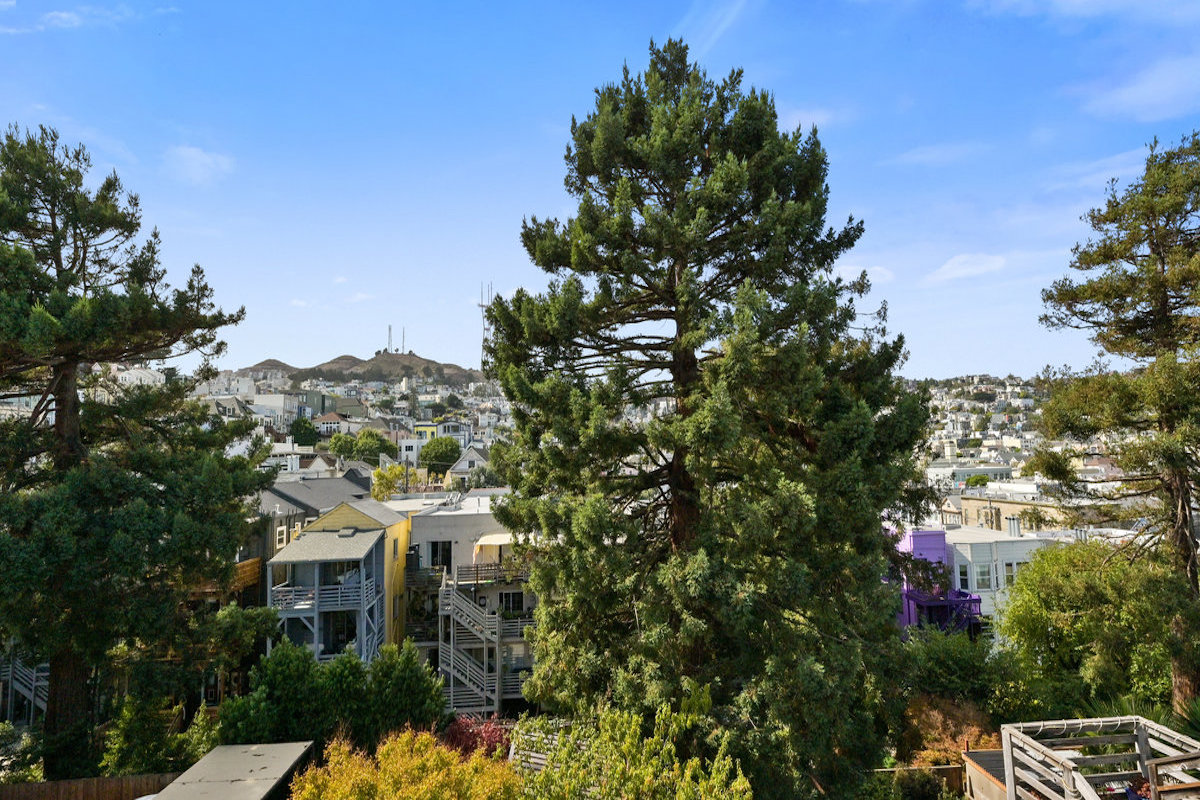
(487, 41), (930, 799)
(1035, 131), (1200, 710)
(0, 125), (269, 777)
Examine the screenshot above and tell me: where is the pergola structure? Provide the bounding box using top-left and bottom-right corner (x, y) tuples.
(1002, 716), (1200, 800)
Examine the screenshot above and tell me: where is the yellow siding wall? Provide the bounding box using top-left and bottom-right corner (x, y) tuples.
(306, 505), (383, 532)
(383, 517), (411, 645)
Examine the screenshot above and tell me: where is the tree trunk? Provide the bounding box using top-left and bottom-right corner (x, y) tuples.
(1168, 471), (1200, 711)
(51, 363), (83, 471)
(42, 362), (92, 777)
(668, 328), (701, 549)
(42, 648), (94, 779)
(1172, 616), (1200, 713)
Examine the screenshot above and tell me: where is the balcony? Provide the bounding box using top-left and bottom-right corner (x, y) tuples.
(405, 566), (446, 590)
(499, 614), (535, 640)
(271, 577), (376, 611)
(455, 562), (530, 586)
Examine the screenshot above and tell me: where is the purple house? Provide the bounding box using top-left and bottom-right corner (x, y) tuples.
(896, 528), (981, 632)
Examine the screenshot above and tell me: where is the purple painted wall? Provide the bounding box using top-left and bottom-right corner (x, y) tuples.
(896, 528), (981, 631)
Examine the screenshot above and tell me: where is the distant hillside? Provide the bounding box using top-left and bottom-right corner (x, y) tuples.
(239, 358), (297, 374)
(240, 351), (483, 386)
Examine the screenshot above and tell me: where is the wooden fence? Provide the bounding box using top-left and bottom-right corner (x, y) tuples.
(0, 773), (179, 800)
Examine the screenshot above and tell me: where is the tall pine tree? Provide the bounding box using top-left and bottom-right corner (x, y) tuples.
(0, 125), (269, 777)
(1035, 131), (1200, 711)
(487, 42), (930, 800)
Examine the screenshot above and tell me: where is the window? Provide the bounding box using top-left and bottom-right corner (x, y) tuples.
(431, 540), (452, 569)
(1004, 561), (1018, 587)
(393, 538), (398, 559)
(276, 526), (288, 549)
(499, 591), (524, 613)
(958, 564), (969, 591)
(975, 563), (993, 591)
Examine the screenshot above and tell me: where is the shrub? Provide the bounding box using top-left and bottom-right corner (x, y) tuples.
(443, 714), (510, 758)
(290, 732), (521, 800)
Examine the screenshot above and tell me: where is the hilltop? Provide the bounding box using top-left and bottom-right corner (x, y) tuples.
(236, 351), (483, 386)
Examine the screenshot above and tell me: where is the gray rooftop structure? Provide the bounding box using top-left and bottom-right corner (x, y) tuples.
(270, 528), (384, 564)
(343, 498), (407, 527)
(259, 476), (369, 517)
(155, 741), (314, 800)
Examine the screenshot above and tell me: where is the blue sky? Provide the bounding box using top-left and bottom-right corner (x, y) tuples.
(2, 0), (1199, 379)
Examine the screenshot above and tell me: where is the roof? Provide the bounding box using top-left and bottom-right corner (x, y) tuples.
(263, 476), (369, 515)
(270, 527), (384, 564)
(964, 750), (1006, 789)
(313, 412), (348, 422)
(344, 498), (407, 527)
(156, 741), (314, 800)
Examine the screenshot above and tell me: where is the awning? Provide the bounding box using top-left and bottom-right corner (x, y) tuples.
(475, 532), (514, 548)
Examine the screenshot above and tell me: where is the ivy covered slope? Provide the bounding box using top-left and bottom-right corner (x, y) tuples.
(487, 41), (930, 800)
(0, 125), (270, 778)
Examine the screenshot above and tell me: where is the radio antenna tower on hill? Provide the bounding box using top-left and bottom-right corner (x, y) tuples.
(479, 283), (493, 373)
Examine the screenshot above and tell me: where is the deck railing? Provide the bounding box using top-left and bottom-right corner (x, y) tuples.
(500, 615), (535, 639)
(455, 562), (530, 585)
(1002, 716), (1200, 800)
(272, 577), (376, 610)
(405, 566), (445, 589)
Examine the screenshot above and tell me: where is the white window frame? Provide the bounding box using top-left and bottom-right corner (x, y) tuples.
(975, 563), (993, 591)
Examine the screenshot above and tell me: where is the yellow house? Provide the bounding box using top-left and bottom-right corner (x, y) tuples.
(268, 498), (410, 661)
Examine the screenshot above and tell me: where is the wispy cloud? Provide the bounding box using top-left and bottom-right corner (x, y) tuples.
(923, 253), (1006, 285)
(289, 299), (309, 308)
(1081, 53), (1200, 122)
(885, 142), (987, 167)
(972, 0), (1200, 23)
(42, 10), (81, 27)
(1044, 147), (1146, 192)
(673, 0), (751, 58)
(778, 105), (843, 132)
(162, 145), (233, 185)
(347, 292), (373, 303)
(333, 275), (348, 284)
(835, 264), (895, 285)
(2, 4), (136, 33)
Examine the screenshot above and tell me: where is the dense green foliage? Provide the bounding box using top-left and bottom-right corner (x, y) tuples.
(0, 125), (269, 777)
(997, 540), (1185, 712)
(519, 703), (753, 800)
(964, 474), (989, 488)
(219, 639), (443, 751)
(0, 722), (42, 784)
(99, 698), (218, 777)
(904, 628), (1001, 707)
(418, 436), (461, 474)
(487, 41), (930, 799)
(1035, 131), (1200, 708)
(290, 417), (321, 446)
(329, 428), (399, 464)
